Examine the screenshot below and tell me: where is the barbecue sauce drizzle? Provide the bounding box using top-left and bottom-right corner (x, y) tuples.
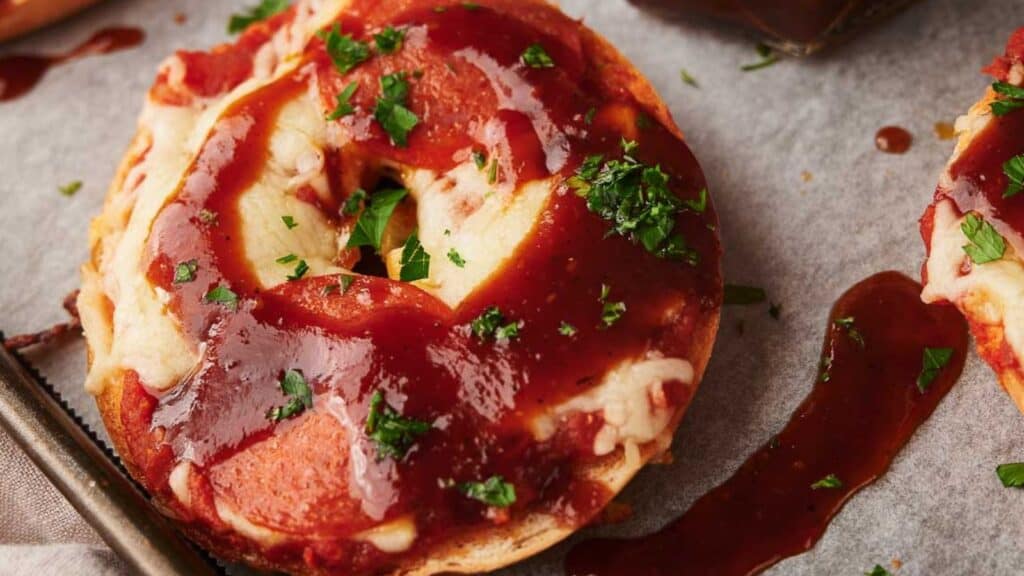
(0, 27), (144, 102)
(131, 2), (720, 572)
(566, 272), (967, 576)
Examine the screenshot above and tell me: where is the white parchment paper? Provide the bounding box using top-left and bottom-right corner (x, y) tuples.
(1, 1), (1022, 574)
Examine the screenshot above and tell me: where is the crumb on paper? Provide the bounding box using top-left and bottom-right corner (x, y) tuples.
(801, 170), (813, 183)
(933, 121), (956, 141)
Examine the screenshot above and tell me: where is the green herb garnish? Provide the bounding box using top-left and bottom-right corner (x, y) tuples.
(997, 462), (1024, 488)
(521, 43), (554, 69)
(471, 306), (520, 342)
(399, 231), (430, 281)
(204, 285), (239, 311)
(961, 213), (1006, 264)
(1003, 153), (1024, 198)
(198, 209), (218, 225)
(741, 43), (779, 72)
(599, 284), (626, 328)
(992, 82), (1024, 117)
(584, 107), (597, 125)
(365, 390), (431, 459)
(282, 215), (298, 229)
(342, 189), (367, 216)
(228, 0), (289, 34)
(680, 68), (699, 88)
(327, 81), (359, 120)
(723, 284), (766, 305)
(459, 475), (516, 507)
(917, 347), (953, 393)
(374, 72), (420, 147)
(276, 254), (298, 265)
(559, 322), (578, 337)
(266, 369), (313, 421)
(322, 24), (370, 74)
(834, 316), (865, 348)
(447, 248), (466, 268)
(374, 26), (405, 54)
(346, 188), (409, 252)
(173, 259), (198, 284)
(59, 180), (83, 197)
(287, 259), (310, 281)
(567, 140), (699, 263)
(865, 565), (892, 576)
(472, 150), (487, 170)
(810, 473), (843, 490)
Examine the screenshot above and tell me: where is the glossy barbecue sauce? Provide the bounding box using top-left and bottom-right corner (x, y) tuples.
(875, 125), (913, 154)
(133, 2), (721, 572)
(566, 272), (967, 576)
(0, 27), (143, 102)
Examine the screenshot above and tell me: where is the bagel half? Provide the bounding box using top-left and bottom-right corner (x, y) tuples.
(78, 1), (723, 574)
(0, 0), (100, 42)
(921, 28), (1024, 412)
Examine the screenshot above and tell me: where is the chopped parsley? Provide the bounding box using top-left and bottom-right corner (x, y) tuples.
(584, 107), (597, 125)
(636, 113), (653, 131)
(322, 24), (370, 74)
(471, 306), (521, 342)
(487, 158), (499, 184)
(399, 232), (430, 282)
(374, 72), (420, 147)
(991, 82), (1024, 117)
(59, 180), (82, 197)
(559, 322), (578, 337)
(228, 0), (289, 34)
(834, 316), (865, 348)
(287, 259), (310, 281)
(683, 188), (708, 213)
(459, 475), (516, 507)
(282, 215), (298, 229)
(865, 565), (893, 576)
(819, 354), (833, 383)
(173, 259), (198, 284)
(327, 81), (359, 120)
(472, 150), (487, 170)
(961, 213), (1005, 264)
(599, 284), (626, 328)
(276, 254), (298, 265)
(1004, 153), (1024, 198)
(723, 284), (766, 305)
(447, 248), (466, 268)
(680, 68), (699, 88)
(374, 26), (405, 54)
(741, 43), (779, 72)
(365, 390), (431, 459)
(810, 473), (843, 490)
(266, 369), (312, 421)
(567, 140), (699, 263)
(321, 274), (356, 296)
(198, 209), (219, 225)
(462, 1), (481, 9)
(997, 462), (1024, 488)
(917, 347), (953, 393)
(204, 285), (239, 311)
(342, 189), (367, 216)
(521, 43), (554, 69)
(346, 188), (409, 252)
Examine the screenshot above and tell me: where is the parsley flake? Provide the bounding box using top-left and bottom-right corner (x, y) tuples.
(584, 107), (597, 125)
(322, 24), (370, 74)
(559, 322), (578, 337)
(683, 188), (708, 213)
(228, 0), (289, 34)
(810, 473), (843, 490)
(723, 284), (767, 305)
(917, 347), (953, 393)
(819, 355), (833, 383)
(462, 2), (481, 9)
(471, 307), (521, 342)
(282, 215), (298, 229)
(198, 209), (218, 225)
(521, 43), (554, 69)
(59, 180), (82, 197)
(399, 231), (430, 282)
(266, 369), (313, 421)
(374, 26), (405, 54)
(459, 476), (516, 507)
(447, 248), (466, 268)
(287, 259), (310, 281)
(865, 565), (893, 576)
(204, 285), (239, 311)
(741, 43), (779, 72)
(173, 259), (198, 284)
(997, 462), (1024, 488)
(1003, 153), (1024, 198)
(991, 82), (1024, 117)
(374, 72), (420, 147)
(346, 188), (409, 252)
(365, 390), (431, 459)
(487, 158), (499, 184)
(834, 316), (865, 348)
(680, 68), (699, 88)
(961, 213), (1006, 264)
(342, 189), (367, 216)
(472, 150), (487, 170)
(276, 254), (298, 265)
(567, 140), (699, 264)
(327, 81), (359, 120)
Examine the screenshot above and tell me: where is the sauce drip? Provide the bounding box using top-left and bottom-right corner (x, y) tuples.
(875, 126), (913, 154)
(566, 272), (967, 576)
(0, 27), (144, 102)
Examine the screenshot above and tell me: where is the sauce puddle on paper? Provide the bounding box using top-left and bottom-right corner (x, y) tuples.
(875, 125), (913, 154)
(566, 271), (967, 576)
(0, 26), (144, 102)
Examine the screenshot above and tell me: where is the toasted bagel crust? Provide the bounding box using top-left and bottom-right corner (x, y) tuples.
(0, 0), (101, 42)
(79, 2), (722, 574)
